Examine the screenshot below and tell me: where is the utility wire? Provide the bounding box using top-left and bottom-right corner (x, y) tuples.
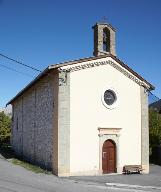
(149, 91), (160, 100)
(0, 53), (42, 72)
(148, 91), (160, 105)
(0, 63), (35, 78)
(1, 53), (159, 102)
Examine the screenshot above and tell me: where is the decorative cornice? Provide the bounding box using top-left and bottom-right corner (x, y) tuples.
(98, 127), (122, 136)
(98, 128), (122, 130)
(59, 60), (147, 88)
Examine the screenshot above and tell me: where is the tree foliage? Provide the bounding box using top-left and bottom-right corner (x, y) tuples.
(0, 111), (11, 145)
(149, 109), (161, 147)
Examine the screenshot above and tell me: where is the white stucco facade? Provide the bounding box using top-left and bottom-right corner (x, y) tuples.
(61, 57), (142, 175)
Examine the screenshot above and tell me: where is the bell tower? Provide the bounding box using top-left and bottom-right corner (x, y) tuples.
(93, 22), (116, 56)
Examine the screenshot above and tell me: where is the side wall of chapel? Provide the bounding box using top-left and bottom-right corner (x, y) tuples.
(11, 70), (58, 171)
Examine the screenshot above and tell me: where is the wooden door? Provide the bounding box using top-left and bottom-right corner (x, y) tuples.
(102, 140), (116, 174)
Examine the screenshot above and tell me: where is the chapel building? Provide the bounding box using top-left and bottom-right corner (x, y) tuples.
(7, 23), (154, 176)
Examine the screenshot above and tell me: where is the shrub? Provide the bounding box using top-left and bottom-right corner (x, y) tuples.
(0, 111), (11, 145)
(149, 109), (161, 148)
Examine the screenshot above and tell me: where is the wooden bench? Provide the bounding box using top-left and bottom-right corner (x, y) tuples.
(122, 165), (143, 174)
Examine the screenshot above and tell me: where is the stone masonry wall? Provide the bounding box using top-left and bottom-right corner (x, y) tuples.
(57, 71), (70, 176)
(12, 98), (23, 156)
(140, 86), (149, 173)
(12, 70), (58, 170)
(93, 23), (116, 56)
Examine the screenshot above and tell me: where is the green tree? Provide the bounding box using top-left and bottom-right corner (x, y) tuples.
(0, 111), (11, 145)
(149, 109), (161, 147)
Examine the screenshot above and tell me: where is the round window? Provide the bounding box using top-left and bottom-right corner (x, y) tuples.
(102, 88), (118, 109)
(104, 90), (116, 106)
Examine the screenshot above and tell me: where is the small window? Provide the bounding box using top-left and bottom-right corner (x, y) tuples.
(103, 42), (107, 52)
(16, 117), (18, 130)
(103, 31), (107, 51)
(103, 28), (110, 52)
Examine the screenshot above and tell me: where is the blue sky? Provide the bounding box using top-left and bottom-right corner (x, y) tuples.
(0, 0), (161, 107)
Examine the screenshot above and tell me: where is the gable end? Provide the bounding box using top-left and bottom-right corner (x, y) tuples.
(59, 59), (153, 90)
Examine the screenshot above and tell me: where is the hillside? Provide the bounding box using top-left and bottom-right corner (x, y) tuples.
(149, 99), (161, 113)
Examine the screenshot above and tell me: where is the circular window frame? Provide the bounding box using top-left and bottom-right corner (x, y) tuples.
(101, 87), (118, 109)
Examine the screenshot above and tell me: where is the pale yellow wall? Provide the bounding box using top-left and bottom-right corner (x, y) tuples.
(62, 57), (142, 174)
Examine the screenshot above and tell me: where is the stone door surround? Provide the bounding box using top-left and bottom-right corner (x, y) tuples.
(98, 128), (122, 174)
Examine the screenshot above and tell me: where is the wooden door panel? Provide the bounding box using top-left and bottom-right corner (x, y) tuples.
(102, 140), (116, 173)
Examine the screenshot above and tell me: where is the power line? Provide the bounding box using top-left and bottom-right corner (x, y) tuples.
(148, 91), (160, 105)
(149, 91), (160, 100)
(0, 63), (35, 78)
(0, 53), (42, 72)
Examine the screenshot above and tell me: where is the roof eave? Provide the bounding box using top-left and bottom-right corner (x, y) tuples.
(6, 67), (51, 106)
(6, 54), (155, 105)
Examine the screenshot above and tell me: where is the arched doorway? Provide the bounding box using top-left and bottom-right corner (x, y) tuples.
(102, 139), (116, 174)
